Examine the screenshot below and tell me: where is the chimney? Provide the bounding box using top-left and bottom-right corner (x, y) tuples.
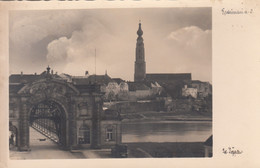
(51, 70), (53, 75)
(21, 71), (23, 76)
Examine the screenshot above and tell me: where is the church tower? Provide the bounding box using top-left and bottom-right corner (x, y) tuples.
(134, 21), (146, 82)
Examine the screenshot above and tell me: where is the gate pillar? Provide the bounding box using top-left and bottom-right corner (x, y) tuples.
(18, 99), (30, 151)
(69, 101), (78, 150)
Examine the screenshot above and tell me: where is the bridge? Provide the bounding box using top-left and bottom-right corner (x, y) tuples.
(9, 67), (122, 151)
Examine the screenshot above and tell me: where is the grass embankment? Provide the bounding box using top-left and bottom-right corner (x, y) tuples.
(126, 142), (205, 158)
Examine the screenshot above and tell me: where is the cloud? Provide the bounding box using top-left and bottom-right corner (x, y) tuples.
(46, 24), (212, 82)
(9, 10), (87, 74)
(46, 37), (70, 64)
(9, 9), (212, 82)
(168, 26), (211, 48)
(10, 11), (82, 46)
(46, 17), (117, 75)
(163, 26), (212, 82)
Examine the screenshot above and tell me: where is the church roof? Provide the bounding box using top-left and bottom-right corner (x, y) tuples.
(192, 80), (211, 85)
(192, 80), (203, 83)
(146, 73), (192, 81)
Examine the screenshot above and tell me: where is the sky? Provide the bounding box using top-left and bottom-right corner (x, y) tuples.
(9, 8), (212, 82)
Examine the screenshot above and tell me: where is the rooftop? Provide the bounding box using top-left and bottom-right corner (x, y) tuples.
(72, 74), (113, 85)
(146, 73), (192, 81)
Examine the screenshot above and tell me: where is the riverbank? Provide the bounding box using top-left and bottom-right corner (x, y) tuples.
(121, 110), (212, 122)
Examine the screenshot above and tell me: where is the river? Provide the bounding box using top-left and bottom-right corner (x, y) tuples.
(122, 121), (212, 143)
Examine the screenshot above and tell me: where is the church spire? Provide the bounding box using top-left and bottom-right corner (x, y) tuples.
(137, 21), (143, 37)
(134, 21), (146, 82)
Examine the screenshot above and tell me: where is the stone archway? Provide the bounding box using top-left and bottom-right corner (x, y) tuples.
(15, 78), (79, 151)
(10, 71), (121, 153)
(29, 100), (67, 147)
(17, 96), (71, 151)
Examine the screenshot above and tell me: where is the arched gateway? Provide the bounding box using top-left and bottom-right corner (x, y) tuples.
(9, 67), (122, 151)
(29, 100), (67, 146)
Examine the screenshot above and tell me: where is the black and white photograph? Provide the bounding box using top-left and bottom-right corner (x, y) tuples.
(1, 1), (260, 168)
(8, 8), (213, 159)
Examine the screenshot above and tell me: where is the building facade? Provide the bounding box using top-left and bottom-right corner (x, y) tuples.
(191, 80), (212, 98)
(182, 85), (198, 98)
(9, 67), (122, 151)
(146, 73), (192, 98)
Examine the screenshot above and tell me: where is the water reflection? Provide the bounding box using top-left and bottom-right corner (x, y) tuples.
(122, 121), (212, 143)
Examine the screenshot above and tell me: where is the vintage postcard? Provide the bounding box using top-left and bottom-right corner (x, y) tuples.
(0, 0), (260, 168)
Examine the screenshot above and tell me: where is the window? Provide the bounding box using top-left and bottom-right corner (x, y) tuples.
(78, 124), (90, 144)
(106, 126), (115, 141)
(106, 128), (113, 141)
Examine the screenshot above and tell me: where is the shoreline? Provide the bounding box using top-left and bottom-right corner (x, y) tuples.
(121, 115), (212, 123)
(122, 119), (212, 124)
(120, 110), (212, 123)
